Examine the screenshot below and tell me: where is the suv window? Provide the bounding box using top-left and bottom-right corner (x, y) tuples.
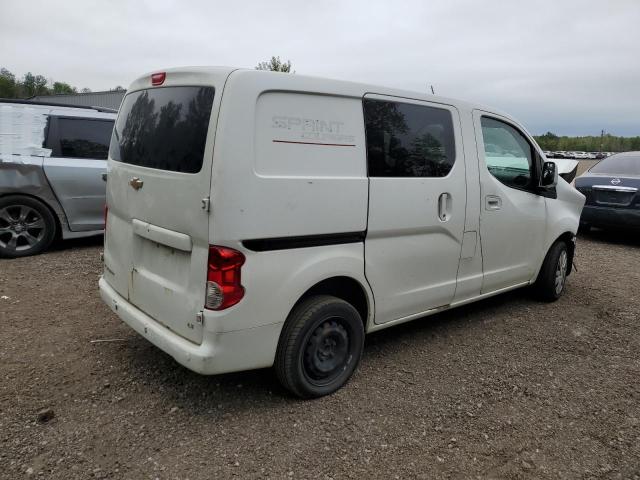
(480, 116), (534, 190)
(364, 99), (456, 177)
(47, 117), (114, 160)
(110, 86), (215, 173)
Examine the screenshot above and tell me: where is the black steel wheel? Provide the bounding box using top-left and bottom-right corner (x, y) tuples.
(275, 295), (365, 398)
(0, 195), (56, 258)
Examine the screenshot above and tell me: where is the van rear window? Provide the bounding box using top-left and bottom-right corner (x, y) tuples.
(110, 86), (215, 173)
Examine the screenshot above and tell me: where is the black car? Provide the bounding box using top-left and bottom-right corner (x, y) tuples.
(575, 151), (640, 230)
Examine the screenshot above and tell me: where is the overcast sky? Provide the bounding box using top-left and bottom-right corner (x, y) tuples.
(2, 0), (639, 135)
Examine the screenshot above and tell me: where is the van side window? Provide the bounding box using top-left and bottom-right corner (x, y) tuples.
(480, 117), (534, 190)
(47, 117), (114, 160)
(364, 99), (456, 177)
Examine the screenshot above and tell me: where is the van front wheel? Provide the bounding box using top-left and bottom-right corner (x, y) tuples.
(275, 295), (364, 398)
(533, 241), (569, 302)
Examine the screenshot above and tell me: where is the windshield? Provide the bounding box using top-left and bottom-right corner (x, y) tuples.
(110, 86), (215, 173)
(590, 153), (640, 176)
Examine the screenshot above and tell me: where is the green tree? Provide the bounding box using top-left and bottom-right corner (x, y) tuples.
(21, 72), (49, 97)
(255, 56), (293, 73)
(0, 68), (18, 98)
(537, 131), (560, 151)
(52, 82), (77, 94)
(0, 66), (91, 99)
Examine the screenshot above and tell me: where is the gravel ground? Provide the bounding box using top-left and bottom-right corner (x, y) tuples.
(1, 231), (639, 479)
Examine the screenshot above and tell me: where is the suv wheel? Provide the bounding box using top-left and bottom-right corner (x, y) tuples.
(275, 295), (365, 398)
(0, 196), (57, 258)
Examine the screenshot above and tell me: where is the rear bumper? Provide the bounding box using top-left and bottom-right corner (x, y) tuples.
(581, 205), (640, 229)
(99, 277), (282, 375)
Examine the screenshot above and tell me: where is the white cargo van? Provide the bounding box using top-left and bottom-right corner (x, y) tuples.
(99, 67), (585, 398)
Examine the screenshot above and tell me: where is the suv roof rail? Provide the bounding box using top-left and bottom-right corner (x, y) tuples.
(0, 98), (115, 113)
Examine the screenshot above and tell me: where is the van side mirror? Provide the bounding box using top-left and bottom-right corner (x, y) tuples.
(540, 161), (557, 188)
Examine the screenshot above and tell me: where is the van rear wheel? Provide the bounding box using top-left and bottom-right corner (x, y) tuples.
(0, 195), (56, 258)
(275, 295), (364, 398)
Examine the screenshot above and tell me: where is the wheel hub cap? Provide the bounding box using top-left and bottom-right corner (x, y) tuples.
(304, 319), (350, 380)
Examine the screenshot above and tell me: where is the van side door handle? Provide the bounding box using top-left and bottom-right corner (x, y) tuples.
(485, 195), (502, 211)
(438, 192), (452, 221)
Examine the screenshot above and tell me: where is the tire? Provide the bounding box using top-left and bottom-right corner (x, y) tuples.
(275, 295), (365, 398)
(0, 195), (57, 258)
(533, 241), (569, 302)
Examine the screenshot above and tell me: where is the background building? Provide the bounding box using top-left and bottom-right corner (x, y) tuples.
(30, 90), (125, 110)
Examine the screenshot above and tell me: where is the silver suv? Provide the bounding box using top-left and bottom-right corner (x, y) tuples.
(0, 100), (116, 257)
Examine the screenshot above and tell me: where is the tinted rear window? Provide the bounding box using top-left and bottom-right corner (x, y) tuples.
(590, 154), (640, 176)
(110, 86), (215, 173)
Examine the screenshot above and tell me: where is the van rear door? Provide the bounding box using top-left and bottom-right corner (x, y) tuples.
(104, 70), (228, 344)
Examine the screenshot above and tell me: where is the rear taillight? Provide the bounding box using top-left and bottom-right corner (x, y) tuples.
(205, 246), (245, 310)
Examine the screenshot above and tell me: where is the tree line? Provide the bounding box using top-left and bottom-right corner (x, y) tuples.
(534, 131), (640, 153)
(0, 67), (124, 98)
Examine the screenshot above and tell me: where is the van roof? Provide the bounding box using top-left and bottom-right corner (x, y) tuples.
(128, 66), (516, 124)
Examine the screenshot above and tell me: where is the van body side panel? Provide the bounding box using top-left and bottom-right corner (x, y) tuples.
(211, 84), (368, 244)
(207, 72), (369, 332)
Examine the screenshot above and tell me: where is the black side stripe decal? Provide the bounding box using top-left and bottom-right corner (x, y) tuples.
(242, 231), (365, 252)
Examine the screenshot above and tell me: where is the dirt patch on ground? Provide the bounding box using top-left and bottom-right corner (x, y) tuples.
(1, 231), (639, 479)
